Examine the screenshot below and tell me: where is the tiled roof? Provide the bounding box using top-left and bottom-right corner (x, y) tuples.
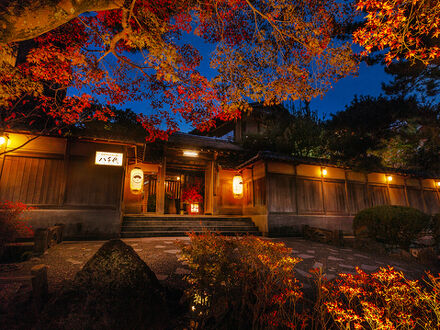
(167, 132), (242, 151)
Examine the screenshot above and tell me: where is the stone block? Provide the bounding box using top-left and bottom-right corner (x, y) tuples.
(31, 264), (48, 311)
(34, 229), (49, 254)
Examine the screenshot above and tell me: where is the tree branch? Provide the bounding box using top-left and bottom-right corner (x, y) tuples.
(0, 0), (125, 44)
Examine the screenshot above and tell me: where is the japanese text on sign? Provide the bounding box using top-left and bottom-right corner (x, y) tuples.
(95, 151), (123, 166)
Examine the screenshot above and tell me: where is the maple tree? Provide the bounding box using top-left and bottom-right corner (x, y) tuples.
(0, 0), (357, 142)
(354, 0), (440, 64)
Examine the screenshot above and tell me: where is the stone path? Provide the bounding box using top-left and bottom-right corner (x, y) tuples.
(271, 237), (439, 284)
(1, 237), (438, 301)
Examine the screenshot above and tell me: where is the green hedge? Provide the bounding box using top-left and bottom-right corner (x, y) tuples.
(353, 205), (430, 249)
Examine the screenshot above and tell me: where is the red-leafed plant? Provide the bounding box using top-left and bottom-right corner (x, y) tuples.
(0, 201), (34, 256)
(181, 185), (203, 203)
(178, 232), (307, 329)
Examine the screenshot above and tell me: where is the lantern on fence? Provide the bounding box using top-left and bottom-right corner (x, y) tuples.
(130, 167), (144, 194)
(233, 174), (243, 199)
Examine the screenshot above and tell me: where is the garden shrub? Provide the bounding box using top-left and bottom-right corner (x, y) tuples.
(353, 205), (430, 249)
(321, 266), (440, 329)
(0, 201), (33, 257)
(432, 213), (440, 245)
(179, 232), (307, 329)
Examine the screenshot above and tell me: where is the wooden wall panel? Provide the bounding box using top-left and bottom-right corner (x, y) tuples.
(65, 158), (123, 206)
(253, 177), (266, 206)
(406, 188), (424, 211)
(267, 162), (295, 175)
(323, 181), (346, 213)
(0, 156), (64, 204)
(347, 182), (368, 213)
(268, 174), (295, 213)
(388, 186), (406, 206)
(369, 185), (389, 206)
(423, 190), (440, 214)
(296, 178), (323, 213)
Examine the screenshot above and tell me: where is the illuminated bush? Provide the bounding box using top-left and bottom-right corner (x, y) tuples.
(322, 266), (440, 329)
(353, 205), (430, 249)
(0, 201), (33, 256)
(179, 232), (306, 329)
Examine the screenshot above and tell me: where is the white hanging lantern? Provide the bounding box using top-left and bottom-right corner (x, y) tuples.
(233, 174), (243, 199)
(130, 168), (144, 194)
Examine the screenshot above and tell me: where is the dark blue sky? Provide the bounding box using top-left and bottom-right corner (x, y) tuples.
(309, 62), (392, 121)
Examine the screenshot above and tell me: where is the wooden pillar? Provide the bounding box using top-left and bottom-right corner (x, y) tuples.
(365, 173), (371, 207)
(59, 138), (70, 206)
(344, 170), (351, 215)
(403, 177), (410, 206)
(156, 156), (166, 214)
(320, 167), (326, 215)
(294, 165), (299, 215)
(205, 160), (214, 215)
(419, 178), (428, 213)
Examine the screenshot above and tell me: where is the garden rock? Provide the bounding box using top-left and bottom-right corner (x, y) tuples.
(40, 239), (168, 330)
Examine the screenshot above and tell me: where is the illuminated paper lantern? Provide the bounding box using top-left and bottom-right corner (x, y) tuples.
(233, 175), (243, 199)
(130, 168), (144, 194)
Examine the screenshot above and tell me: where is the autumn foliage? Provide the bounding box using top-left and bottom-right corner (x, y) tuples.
(0, 0), (357, 141)
(178, 232), (306, 329)
(179, 232), (440, 329)
(0, 201), (33, 255)
(354, 0), (440, 64)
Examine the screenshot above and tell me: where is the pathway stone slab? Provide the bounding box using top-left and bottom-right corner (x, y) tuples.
(156, 274), (168, 281)
(295, 268), (312, 278)
(164, 249), (180, 254)
(298, 254), (314, 259)
(328, 256), (344, 261)
(353, 254), (369, 259)
(155, 245), (166, 249)
(360, 264), (378, 272)
(339, 264), (355, 269)
(66, 258), (82, 265)
(175, 268), (190, 275)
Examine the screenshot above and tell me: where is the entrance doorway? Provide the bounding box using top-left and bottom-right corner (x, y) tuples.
(165, 168), (204, 215)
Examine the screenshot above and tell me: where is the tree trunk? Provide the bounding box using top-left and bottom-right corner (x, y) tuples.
(0, 0), (124, 44)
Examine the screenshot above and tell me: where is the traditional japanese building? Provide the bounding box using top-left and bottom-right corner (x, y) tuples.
(1, 126), (440, 239)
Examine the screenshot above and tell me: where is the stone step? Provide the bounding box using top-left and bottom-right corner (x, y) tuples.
(123, 216), (253, 222)
(121, 225), (258, 232)
(120, 231), (261, 238)
(122, 220), (255, 226)
(120, 215), (260, 238)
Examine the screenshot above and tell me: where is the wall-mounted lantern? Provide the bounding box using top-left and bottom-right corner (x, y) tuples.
(233, 174), (243, 199)
(436, 181), (440, 188)
(386, 175), (393, 182)
(130, 167), (144, 194)
(0, 135), (8, 146)
(321, 168), (327, 177)
(183, 150), (198, 157)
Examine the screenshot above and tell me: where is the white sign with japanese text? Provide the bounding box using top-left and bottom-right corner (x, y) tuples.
(95, 151), (123, 166)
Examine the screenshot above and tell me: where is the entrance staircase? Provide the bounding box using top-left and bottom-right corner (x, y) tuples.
(120, 215), (261, 237)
